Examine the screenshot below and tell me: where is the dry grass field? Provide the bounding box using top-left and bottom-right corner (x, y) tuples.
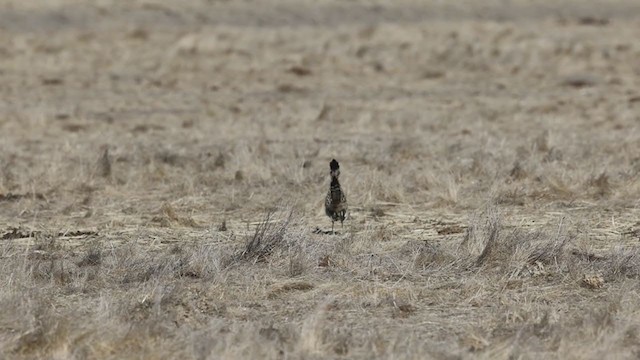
(1, 0), (640, 358)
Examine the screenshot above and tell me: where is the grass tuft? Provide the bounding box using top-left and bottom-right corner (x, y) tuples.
(234, 209), (294, 263)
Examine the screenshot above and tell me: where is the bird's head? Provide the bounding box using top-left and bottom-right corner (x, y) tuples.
(329, 159), (340, 177)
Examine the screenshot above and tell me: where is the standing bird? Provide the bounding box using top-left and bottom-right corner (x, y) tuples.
(325, 159), (348, 234)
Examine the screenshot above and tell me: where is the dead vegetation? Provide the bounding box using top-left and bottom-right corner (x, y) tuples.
(1, 0), (640, 358)
(234, 210), (293, 263)
(1, 208), (640, 358)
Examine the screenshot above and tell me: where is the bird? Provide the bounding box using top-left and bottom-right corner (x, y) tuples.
(324, 159), (347, 234)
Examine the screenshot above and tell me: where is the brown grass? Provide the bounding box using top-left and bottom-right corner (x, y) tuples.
(1, 0), (640, 358)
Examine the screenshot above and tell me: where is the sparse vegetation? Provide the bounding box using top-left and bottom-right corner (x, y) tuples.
(234, 209), (293, 263)
(1, 0), (640, 358)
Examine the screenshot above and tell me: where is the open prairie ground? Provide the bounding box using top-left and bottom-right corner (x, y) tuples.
(1, 0), (640, 358)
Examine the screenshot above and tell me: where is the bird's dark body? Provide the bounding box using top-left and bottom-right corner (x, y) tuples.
(325, 159), (347, 232)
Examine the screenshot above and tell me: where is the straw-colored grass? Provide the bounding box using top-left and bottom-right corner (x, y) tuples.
(1, 0), (639, 358)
